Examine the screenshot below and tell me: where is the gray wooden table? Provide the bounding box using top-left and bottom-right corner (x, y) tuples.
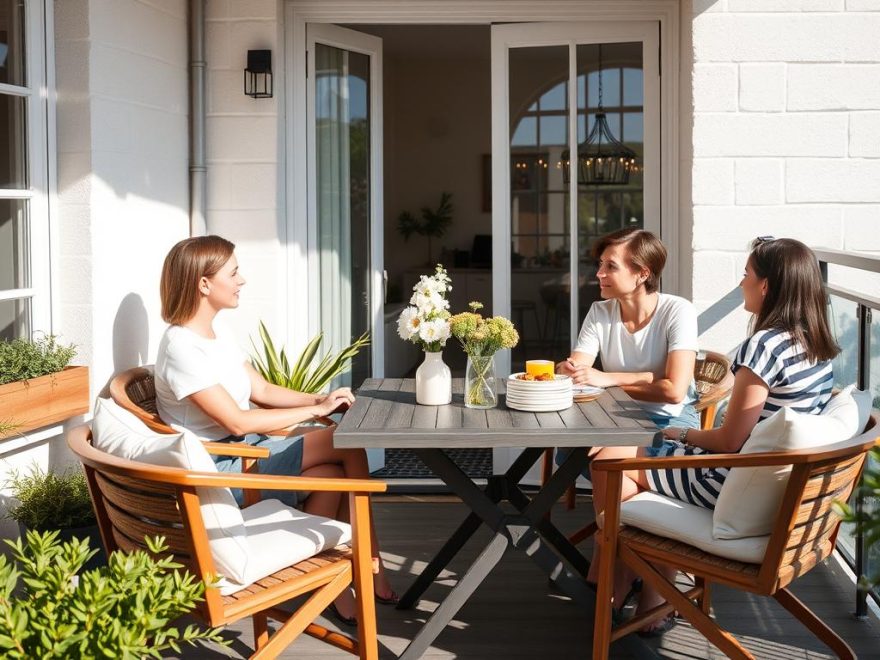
(335, 378), (662, 660)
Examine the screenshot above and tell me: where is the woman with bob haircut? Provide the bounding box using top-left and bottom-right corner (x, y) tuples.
(587, 236), (839, 634)
(154, 235), (396, 625)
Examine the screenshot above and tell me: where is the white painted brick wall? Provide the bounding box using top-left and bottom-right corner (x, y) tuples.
(690, 3), (880, 354)
(849, 112), (880, 157)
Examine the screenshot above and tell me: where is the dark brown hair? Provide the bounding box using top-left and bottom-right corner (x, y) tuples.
(749, 237), (839, 363)
(592, 228), (667, 293)
(160, 235), (236, 325)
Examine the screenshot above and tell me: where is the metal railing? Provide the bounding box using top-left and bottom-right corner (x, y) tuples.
(815, 247), (880, 618)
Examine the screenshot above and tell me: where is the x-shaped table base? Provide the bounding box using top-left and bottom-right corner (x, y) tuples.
(395, 446), (657, 659)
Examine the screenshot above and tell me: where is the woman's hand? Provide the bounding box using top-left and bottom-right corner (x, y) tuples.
(316, 387), (356, 416)
(662, 427), (681, 441)
(557, 359), (608, 386)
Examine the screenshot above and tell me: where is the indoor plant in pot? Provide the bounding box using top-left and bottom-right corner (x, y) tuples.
(0, 334), (89, 439)
(6, 465), (105, 570)
(397, 265), (453, 405)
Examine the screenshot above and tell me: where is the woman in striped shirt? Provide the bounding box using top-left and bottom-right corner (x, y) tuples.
(589, 237), (839, 633)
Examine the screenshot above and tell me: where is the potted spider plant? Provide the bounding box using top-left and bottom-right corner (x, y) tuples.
(0, 334), (89, 439)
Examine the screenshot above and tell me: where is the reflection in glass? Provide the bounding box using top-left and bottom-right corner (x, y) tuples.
(0, 94), (28, 188)
(509, 45), (570, 361)
(0, 297), (29, 340)
(315, 44), (371, 387)
(0, 198), (28, 290)
(576, 42), (644, 321)
(0, 1), (26, 87)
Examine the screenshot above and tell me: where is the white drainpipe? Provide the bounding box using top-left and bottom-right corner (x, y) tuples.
(189, 0), (207, 236)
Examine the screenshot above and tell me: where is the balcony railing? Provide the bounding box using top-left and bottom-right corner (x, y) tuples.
(815, 247), (880, 618)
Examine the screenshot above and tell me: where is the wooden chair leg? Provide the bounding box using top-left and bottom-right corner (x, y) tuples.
(696, 576), (712, 615)
(591, 471), (622, 660)
(253, 612), (269, 651)
(568, 521), (598, 545)
(701, 403), (717, 430)
(351, 493), (379, 660)
(774, 588), (856, 660)
(565, 483), (576, 510)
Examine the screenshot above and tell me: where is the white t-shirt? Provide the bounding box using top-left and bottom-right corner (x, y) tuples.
(154, 322), (252, 440)
(573, 293), (699, 418)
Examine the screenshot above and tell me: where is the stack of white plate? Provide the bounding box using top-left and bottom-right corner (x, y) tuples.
(505, 373), (573, 412)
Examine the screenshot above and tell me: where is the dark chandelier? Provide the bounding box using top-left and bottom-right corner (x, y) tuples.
(562, 44), (639, 186)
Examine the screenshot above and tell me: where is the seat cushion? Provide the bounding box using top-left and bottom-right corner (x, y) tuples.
(92, 398), (250, 586)
(621, 491), (768, 564)
(220, 499), (352, 595)
(712, 387), (869, 540)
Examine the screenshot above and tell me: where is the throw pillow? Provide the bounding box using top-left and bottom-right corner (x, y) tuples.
(712, 390), (861, 540)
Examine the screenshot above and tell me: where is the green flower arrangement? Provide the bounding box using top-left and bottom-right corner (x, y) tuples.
(449, 302), (519, 408)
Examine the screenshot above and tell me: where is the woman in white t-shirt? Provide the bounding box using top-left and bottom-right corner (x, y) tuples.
(154, 235), (395, 625)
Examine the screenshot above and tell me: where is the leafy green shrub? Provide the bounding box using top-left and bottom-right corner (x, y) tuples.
(0, 531), (226, 658)
(251, 321), (369, 394)
(835, 446), (880, 590)
(0, 334), (77, 385)
(6, 466), (95, 531)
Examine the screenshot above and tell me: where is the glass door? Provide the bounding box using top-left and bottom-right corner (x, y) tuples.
(490, 21), (660, 480)
(306, 24), (384, 388)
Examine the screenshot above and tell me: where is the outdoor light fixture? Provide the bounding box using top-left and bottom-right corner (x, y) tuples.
(561, 44), (639, 186)
(244, 49), (273, 99)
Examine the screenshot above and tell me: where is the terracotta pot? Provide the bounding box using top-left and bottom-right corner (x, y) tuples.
(0, 366), (89, 439)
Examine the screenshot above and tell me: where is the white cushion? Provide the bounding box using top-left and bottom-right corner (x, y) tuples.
(823, 385), (873, 436)
(92, 398), (251, 588)
(91, 398), (353, 595)
(621, 491), (768, 564)
(712, 389), (863, 540)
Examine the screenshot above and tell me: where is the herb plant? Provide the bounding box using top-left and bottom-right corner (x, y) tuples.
(0, 334), (77, 385)
(0, 531), (226, 658)
(6, 466), (96, 531)
(251, 321), (370, 393)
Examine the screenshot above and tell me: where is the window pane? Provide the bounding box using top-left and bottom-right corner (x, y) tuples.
(0, 0), (26, 87)
(0, 297), (30, 340)
(0, 94), (28, 188)
(539, 82), (566, 111)
(0, 198), (28, 290)
(623, 67), (643, 106)
(539, 115), (566, 146)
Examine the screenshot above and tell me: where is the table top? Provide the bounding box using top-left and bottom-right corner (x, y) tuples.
(334, 378), (661, 449)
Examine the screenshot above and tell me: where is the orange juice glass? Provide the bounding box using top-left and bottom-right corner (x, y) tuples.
(525, 360), (555, 378)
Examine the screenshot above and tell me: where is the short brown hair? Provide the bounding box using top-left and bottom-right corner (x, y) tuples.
(160, 235), (236, 325)
(749, 237), (839, 363)
(591, 228), (667, 293)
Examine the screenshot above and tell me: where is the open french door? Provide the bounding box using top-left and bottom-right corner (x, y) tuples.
(305, 24), (384, 470)
(490, 21), (660, 481)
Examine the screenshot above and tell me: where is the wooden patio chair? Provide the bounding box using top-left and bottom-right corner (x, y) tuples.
(67, 424), (384, 660)
(541, 350), (735, 536)
(591, 414), (879, 660)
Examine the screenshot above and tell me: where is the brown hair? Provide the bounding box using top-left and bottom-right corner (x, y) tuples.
(160, 235), (236, 325)
(591, 228), (667, 293)
(749, 237), (839, 363)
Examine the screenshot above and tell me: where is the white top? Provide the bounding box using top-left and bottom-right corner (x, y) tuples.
(154, 322), (252, 440)
(732, 328), (833, 420)
(573, 293), (699, 418)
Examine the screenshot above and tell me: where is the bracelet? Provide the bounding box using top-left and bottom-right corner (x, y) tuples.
(677, 427), (690, 445)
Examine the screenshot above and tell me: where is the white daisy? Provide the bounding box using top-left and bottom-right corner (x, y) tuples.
(397, 306), (420, 340)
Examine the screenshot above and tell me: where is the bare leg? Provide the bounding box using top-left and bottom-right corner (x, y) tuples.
(300, 430), (395, 602)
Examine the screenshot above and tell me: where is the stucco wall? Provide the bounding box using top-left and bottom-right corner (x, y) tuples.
(688, 0), (880, 358)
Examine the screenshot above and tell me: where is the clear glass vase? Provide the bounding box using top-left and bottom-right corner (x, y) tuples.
(464, 354), (497, 409)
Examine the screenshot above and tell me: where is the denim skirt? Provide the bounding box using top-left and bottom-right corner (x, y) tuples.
(213, 432), (306, 508)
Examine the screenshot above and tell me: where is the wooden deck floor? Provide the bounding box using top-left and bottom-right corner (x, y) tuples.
(184, 496), (880, 659)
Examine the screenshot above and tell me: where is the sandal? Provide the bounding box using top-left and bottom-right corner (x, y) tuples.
(637, 614), (677, 638)
(375, 589), (400, 606)
(325, 603), (357, 628)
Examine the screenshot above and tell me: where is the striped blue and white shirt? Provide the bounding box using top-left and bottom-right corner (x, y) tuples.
(731, 328), (833, 420)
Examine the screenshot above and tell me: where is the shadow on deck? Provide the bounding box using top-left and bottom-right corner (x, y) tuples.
(182, 496), (880, 659)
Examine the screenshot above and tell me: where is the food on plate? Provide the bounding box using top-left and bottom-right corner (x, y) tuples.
(515, 372), (555, 381)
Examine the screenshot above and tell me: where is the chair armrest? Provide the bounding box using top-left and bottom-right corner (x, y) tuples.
(178, 470), (388, 494)
(202, 441), (271, 459)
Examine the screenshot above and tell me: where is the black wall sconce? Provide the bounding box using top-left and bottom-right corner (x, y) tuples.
(244, 49), (273, 98)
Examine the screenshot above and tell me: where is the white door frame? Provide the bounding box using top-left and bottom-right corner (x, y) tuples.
(304, 24), (385, 378)
(490, 21), (661, 378)
(283, 0), (680, 362)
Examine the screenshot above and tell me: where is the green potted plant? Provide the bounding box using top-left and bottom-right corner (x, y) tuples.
(835, 446), (880, 590)
(251, 321), (370, 394)
(0, 531), (226, 658)
(0, 334), (89, 439)
(6, 465), (104, 570)
(397, 191), (454, 266)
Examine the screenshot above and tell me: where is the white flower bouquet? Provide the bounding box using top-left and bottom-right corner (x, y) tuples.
(397, 264), (452, 353)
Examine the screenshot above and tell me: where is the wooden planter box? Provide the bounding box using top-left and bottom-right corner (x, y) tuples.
(0, 366), (90, 439)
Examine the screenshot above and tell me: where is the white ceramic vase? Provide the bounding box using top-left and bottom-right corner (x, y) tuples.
(415, 350), (452, 405)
